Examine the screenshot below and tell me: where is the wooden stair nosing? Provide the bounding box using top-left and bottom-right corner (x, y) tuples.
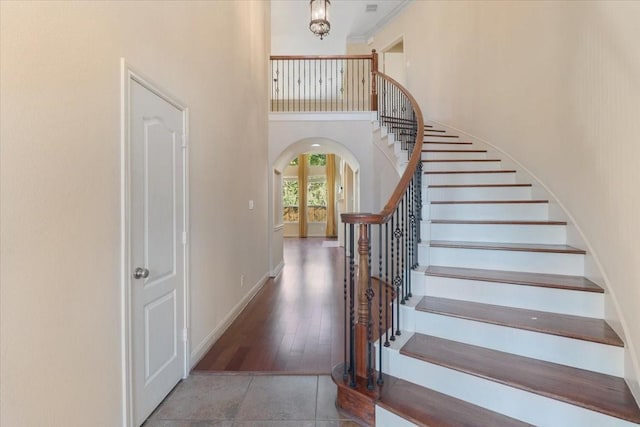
(424, 134), (459, 138)
(428, 183), (532, 188)
(422, 149), (487, 153)
(378, 374), (534, 427)
(423, 159), (500, 163)
(430, 220), (567, 226)
(424, 265), (603, 293)
(430, 200), (548, 205)
(415, 296), (622, 346)
(401, 334), (639, 423)
(429, 240), (586, 254)
(423, 141), (473, 145)
(425, 170), (516, 175)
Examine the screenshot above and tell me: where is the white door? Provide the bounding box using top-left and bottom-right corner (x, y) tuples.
(130, 78), (186, 426)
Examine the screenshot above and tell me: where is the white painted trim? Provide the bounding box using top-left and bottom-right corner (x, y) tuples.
(120, 58), (190, 427)
(189, 273), (269, 368)
(380, 34), (405, 55)
(273, 224), (284, 231)
(269, 112), (376, 122)
(351, 0), (414, 43)
(120, 57), (133, 427)
(270, 260), (285, 278)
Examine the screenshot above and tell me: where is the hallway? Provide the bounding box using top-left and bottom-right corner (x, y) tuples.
(194, 238), (345, 373)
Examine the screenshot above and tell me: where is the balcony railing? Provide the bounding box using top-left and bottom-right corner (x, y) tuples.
(269, 51), (378, 112)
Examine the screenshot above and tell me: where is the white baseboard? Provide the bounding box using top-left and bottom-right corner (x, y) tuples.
(189, 272), (269, 368)
(270, 260), (284, 278)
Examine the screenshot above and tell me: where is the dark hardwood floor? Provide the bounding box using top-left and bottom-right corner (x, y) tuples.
(194, 237), (345, 374)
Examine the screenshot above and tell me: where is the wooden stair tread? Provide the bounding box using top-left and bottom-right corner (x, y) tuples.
(423, 141), (473, 145)
(425, 265), (603, 293)
(415, 296), (622, 346)
(401, 334), (639, 423)
(429, 183), (531, 188)
(431, 220), (567, 225)
(429, 240), (586, 254)
(425, 169), (516, 175)
(422, 149), (486, 152)
(431, 200), (548, 205)
(378, 374), (533, 427)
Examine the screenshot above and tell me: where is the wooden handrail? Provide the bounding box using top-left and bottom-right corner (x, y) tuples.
(342, 71), (424, 225)
(270, 54), (376, 61)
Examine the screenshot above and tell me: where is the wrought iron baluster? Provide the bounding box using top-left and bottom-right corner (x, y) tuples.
(394, 208), (401, 336)
(348, 224), (356, 387)
(378, 224), (384, 385)
(366, 225), (374, 390)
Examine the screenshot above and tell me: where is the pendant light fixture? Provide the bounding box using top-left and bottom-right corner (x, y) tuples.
(309, 0), (331, 40)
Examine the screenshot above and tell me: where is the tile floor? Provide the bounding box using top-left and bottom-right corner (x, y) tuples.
(143, 373), (360, 427)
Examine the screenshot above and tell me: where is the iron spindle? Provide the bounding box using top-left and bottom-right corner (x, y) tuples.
(384, 221), (390, 347)
(343, 221), (348, 380)
(366, 226), (374, 390)
(348, 224), (356, 387)
(378, 224), (385, 385)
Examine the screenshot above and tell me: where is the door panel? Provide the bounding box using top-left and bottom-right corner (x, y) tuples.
(130, 79), (185, 426)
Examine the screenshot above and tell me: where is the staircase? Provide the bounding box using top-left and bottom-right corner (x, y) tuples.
(371, 124), (640, 426)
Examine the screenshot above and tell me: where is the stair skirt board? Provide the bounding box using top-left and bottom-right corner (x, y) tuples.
(379, 340), (638, 427)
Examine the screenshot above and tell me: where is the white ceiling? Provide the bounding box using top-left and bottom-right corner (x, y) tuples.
(271, 0), (411, 55)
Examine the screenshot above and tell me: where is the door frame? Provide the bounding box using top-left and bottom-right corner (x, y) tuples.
(120, 58), (190, 427)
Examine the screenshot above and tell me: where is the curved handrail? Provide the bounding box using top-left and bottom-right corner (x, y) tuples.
(342, 71), (424, 225)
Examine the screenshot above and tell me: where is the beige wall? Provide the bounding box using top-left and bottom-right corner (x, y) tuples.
(0, 1), (270, 426)
(369, 0), (640, 399)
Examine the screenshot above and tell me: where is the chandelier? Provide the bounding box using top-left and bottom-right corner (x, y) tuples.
(309, 0), (331, 40)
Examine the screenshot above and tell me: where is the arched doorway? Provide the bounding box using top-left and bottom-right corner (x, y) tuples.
(270, 138), (360, 276)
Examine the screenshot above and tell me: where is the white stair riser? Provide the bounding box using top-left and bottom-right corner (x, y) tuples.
(427, 222), (566, 244)
(381, 347), (634, 427)
(423, 136), (461, 142)
(423, 142), (478, 150)
(413, 312), (623, 376)
(423, 246), (585, 276)
(424, 172), (516, 186)
(422, 276), (604, 318)
(423, 161), (502, 172)
(428, 203), (549, 221)
(375, 406), (417, 427)
(422, 151), (488, 160)
(410, 269), (426, 296)
(425, 186), (532, 201)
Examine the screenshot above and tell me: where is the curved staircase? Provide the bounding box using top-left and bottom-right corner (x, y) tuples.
(370, 124), (640, 426)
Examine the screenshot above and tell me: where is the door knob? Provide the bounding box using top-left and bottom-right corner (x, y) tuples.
(133, 267), (150, 279)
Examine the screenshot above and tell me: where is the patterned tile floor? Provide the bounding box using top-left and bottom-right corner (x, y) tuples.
(143, 373), (360, 427)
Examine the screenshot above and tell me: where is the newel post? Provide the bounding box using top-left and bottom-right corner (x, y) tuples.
(370, 49), (378, 111)
(356, 223), (371, 381)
